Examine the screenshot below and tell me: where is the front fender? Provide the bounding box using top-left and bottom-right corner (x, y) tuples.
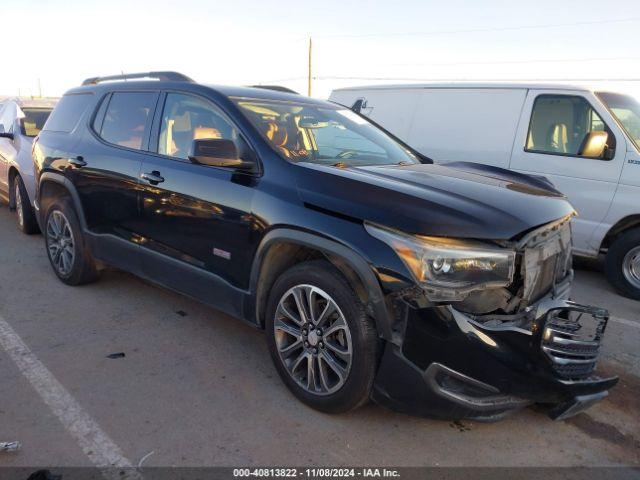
(248, 228), (393, 340)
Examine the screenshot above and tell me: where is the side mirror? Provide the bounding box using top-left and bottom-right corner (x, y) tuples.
(188, 138), (254, 170)
(578, 131), (611, 159)
(350, 98), (367, 114)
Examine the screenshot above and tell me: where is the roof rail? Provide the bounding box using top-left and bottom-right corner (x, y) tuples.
(250, 85), (299, 94)
(82, 71), (194, 86)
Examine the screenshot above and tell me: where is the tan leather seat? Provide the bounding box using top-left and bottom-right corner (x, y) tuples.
(266, 122), (290, 157)
(548, 123), (569, 153)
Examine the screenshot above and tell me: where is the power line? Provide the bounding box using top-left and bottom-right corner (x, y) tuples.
(259, 75), (640, 85)
(387, 56), (640, 68)
(312, 76), (640, 82)
(312, 16), (640, 39)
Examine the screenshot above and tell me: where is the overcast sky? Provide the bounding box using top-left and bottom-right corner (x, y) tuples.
(2, 0), (640, 99)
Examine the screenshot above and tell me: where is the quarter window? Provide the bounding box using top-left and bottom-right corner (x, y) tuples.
(43, 93), (92, 133)
(99, 92), (157, 151)
(526, 95), (613, 158)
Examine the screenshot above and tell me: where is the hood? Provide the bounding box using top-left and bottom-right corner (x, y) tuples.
(296, 161), (575, 240)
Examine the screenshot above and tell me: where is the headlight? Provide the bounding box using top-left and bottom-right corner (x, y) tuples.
(365, 223), (516, 302)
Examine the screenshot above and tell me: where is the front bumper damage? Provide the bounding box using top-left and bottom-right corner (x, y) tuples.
(371, 295), (619, 421)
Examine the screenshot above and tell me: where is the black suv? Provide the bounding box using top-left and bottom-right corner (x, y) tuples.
(33, 72), (617, 420)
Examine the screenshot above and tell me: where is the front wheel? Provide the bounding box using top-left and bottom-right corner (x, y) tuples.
(265, 260), (379, 413)
(605, 228), (640, 300)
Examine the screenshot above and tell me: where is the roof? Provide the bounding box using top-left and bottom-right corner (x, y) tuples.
(332, 82), (596, 93)
(67, 79), (328, 106)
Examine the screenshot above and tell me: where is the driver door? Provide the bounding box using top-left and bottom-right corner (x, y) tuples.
(510, 90), (626, 255)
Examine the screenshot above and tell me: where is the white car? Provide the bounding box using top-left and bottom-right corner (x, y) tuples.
(330, 83), (640, 299)
(0, 98), (57, 233)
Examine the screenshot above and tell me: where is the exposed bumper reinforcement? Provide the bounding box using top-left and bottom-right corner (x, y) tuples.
(371, 296), (618, 421)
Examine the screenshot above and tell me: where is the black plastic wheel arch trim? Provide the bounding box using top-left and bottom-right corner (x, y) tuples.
(248, 228), (392, 339)
(38, 172), (88, 230)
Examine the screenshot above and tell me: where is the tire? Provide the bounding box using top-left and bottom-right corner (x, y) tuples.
(605, 228), (640, 300)
(265, 259), (379, 413)
(12, 174), (39, 234)
(44, 198), (98, 286)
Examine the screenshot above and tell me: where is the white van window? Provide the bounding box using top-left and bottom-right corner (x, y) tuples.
(526, 95), (613, 159)
(597, 92), (640, 151)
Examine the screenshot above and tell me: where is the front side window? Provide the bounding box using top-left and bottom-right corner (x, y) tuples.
(526, 95), (613, 158)
(234, 99), (419, 167)
(0, 102), (17, 134)
(99, 92), (156, 150)
(20, 108), (52, 137)
(158, 93), (239, 160)
(597, 92), (640, 151)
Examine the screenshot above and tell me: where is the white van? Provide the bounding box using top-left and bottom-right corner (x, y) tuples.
(330, 83), (640, 299)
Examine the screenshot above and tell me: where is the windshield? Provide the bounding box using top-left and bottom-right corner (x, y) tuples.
(597, 92), (640, 150)
(20, 108), (52, 137)
(234, 99), (419, 166)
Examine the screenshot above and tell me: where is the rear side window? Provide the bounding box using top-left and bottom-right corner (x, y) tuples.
(98, 92), (157, 151)
(43, 94), (92, 133)
(21, 109), (52, 137)
(526, 95), (613, 158)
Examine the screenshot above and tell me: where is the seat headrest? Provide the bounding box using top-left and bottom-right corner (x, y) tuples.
(193, 127), (221, 140)
(172, 111), (192, 132)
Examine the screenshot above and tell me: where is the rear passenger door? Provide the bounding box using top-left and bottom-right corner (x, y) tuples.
(74, 91), (159, 268)
(510, 90), (625, 255)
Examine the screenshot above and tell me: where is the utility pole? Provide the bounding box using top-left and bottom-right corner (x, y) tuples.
(38, 78), (42, 98)
(307, 37), (312, 97)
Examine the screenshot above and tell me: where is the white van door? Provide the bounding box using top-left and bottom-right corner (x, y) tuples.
(510, 90), (626, 256)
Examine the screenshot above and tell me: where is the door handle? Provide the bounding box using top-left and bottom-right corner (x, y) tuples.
(141, 171), (164, 184)
(67, 156), (87, 168)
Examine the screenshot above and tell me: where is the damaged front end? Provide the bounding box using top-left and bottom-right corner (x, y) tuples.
(368, 216), (618, 421)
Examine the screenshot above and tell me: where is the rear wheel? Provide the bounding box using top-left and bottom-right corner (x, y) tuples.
(265, 260), (379, 413)
(13, 175), (39, 234)
(605, 228), (640, 300)
(44, 198), (98, 285)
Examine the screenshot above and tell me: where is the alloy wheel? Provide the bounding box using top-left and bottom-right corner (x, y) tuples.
(15, 182), (23, 227)
(46, 211), (76, 276)
(622, 245), (640, 290)
(273, 284), (353, 396)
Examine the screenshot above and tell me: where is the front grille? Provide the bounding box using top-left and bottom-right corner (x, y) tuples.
(541, 305), (608, 379)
